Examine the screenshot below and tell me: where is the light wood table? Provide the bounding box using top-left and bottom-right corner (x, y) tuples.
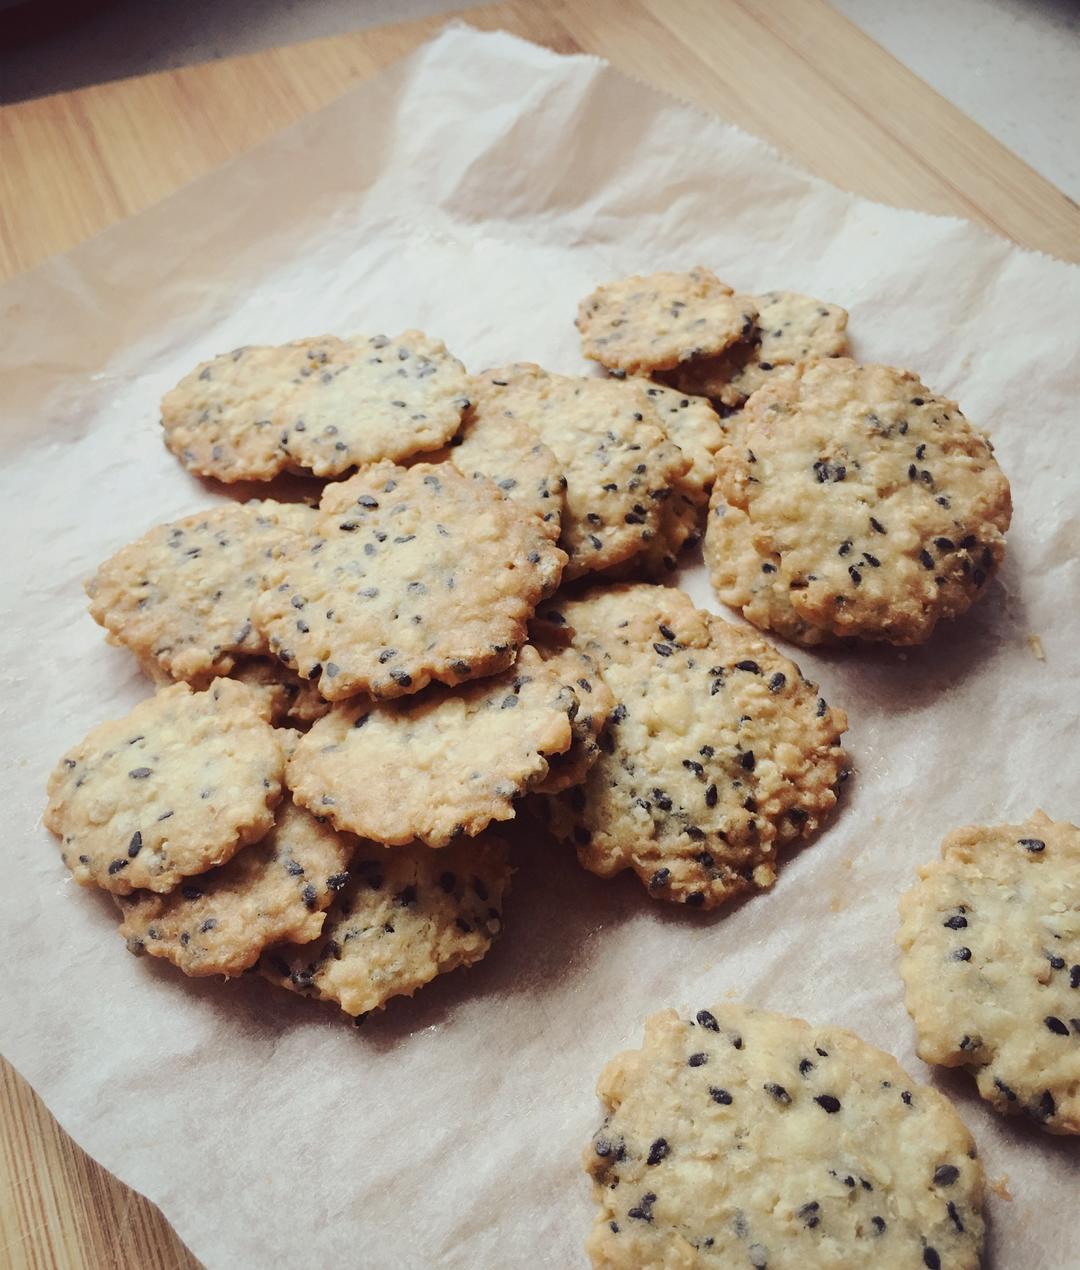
(2, 2), (1077, 1267)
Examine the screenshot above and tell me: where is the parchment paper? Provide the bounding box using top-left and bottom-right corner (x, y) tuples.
(2, 25), (1078, 1270)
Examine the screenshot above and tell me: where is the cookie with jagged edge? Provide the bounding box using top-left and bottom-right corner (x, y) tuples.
(447, 401), (566, 541)
(576, 267), (757, 375)
(532, 645), (617, 795)
(712, 359), (1012, 645)
(898, 810), (1080, 1135)
(585, 1004), (985, 1269)
(659, 290), (849, 410)
(45, 679), (286, 894)
(473, 365), (689, 580)
(704, 491), (836, 647)
(252, 460), (566, 701)
(534, 585), (848, 909)
(259, 833), (511, 1016)
(286, 645), (577, 847)
(87, 501), (317, 682)
(117, 794), (354, 977)
(161, 331), (471, 482)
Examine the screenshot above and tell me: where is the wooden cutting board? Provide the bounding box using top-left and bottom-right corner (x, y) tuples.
(1, 2), (1077, 1268)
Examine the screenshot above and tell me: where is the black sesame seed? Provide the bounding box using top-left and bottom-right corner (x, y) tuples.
(1018, 837), (1046, 852)
(815, 1095), (841, 1113)
(740, 751), (756, 771)
(933, 1164), (960, 1186)
(302, 884), (318, 909)
(107, 859), (128, 875)
(705, 784), (718, 807)
(128, 767), (152, 779)
(952, 947), (972, 961)
(871, 1216), (886, 1234)
(709, 1087), (732, 1105)
(696, 1010), (720, 1032)
(947, 1201), (964, 1232)
(943, 914), (968, 929)
(1045, 1016), (1069, 1035)
(127, 831), (143, 858)
(688, 1052), (708, 1067)
(653, 642), (673, 657)
(646, 1138), (669, 1165)
(765, 1083), (791, 1104)
(768, 672), (786, 692)
(924, 1249), (941, 1270)
(735, 660), (760, 674)
(799, 1059), (814, 1076)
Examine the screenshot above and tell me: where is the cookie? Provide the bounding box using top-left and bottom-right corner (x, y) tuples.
(252, 460), (566, 701)
(474, 365), (689, 580)
(44, 679), (286, 894)
(117, 795), (354, 977)
(661, 291), (849, 410)
(87, 501), (316, 682)
(448, 402), (566, 541)
(259, 833), (510, 1016)
(228, 657), (331, 726)
(898, 811), (1080, 1135)
(535, 585), (848, 908)
(704, 493), (835, 647)
(712, 360), (1012, 644)
(161, 332), (471, 482)
(286, 645), (577, 847)
(532, 645), (617, 795)
(586, 1004), (985, 1269)
(576, 267), (757, 375)
(639, 383), (726, 495)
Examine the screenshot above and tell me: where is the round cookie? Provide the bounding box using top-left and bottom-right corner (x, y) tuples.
(252, 460), (566, 701)
(586, 1004), (985, 1269)
(161, 331), (471, 482)
(898, 811), (1080, 1135)
(259, 833), (510, 1016)
(532, 645), (617, 796)
(448, 402), (566, 541)
(658, 290), (849, 411)
(474, 365), (690, 580)
(713, 360), (1012, 645)
(117, 796), (354, 977)
(87, 500), (316, 682)
(638, 383), (726, 495)
(45, 679), (286, 894)
(576, 267), (757, 375)
(704, 492), (835, 646)
(286, 645), (577, 847)
(535, 585), (848, 909)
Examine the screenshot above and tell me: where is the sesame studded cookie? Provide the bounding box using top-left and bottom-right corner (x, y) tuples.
(532, 645), (617, 796)
(117, 795), (354, 977)
(576, 267), (757, 375)
(474, 365), (690, 580)
(259, 833), (510, 1017)
(712, 360), (1012, 645)
(660, 291), (849, 410)
(45, 679), (286, 894)
(704, 493), (836, 647)
(535, 585), (848, 909)
(287, 646), (577, 847)
(161, 332), (471, 482)
(87, 501), (316, 683)
(448, 401), (566, 541)
(586, 1004), (985, 1269)
(898, 811), (1080, 1135)
(252, 461), (566, 701)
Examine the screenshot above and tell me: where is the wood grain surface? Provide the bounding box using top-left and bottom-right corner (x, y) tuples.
(2, 2), (1077, 1267)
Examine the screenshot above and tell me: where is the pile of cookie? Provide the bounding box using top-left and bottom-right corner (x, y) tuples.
(43, 267), (1076, 1265)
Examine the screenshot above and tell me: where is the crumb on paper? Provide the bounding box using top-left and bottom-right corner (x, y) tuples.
(990, 1174), (1013, 1201)
(1027, 633), (1046, 661)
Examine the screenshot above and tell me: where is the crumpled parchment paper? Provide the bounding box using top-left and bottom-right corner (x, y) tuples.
(2, 24), (1078, 1270)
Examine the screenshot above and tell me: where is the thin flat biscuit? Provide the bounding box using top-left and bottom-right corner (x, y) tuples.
(898, 811), (1080, 1134)
(577, 267), (757, 375)
(535, 585), (848, 909)
(87, 501), (316, 682)
(474, 366), (689, 580)
(448, 402), (566, 541)
(259, 833), (511, 1016)
(286, 646), (577, 847)
(252, 461), (566, 701)
(714, 360), (1012, 644)
(659, 290), (849, 409)
(117, 796), (354, 977)
(45, 679), (286, 894)
(162, 332), (471, 482)
(586, 1004), (985, 1269)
